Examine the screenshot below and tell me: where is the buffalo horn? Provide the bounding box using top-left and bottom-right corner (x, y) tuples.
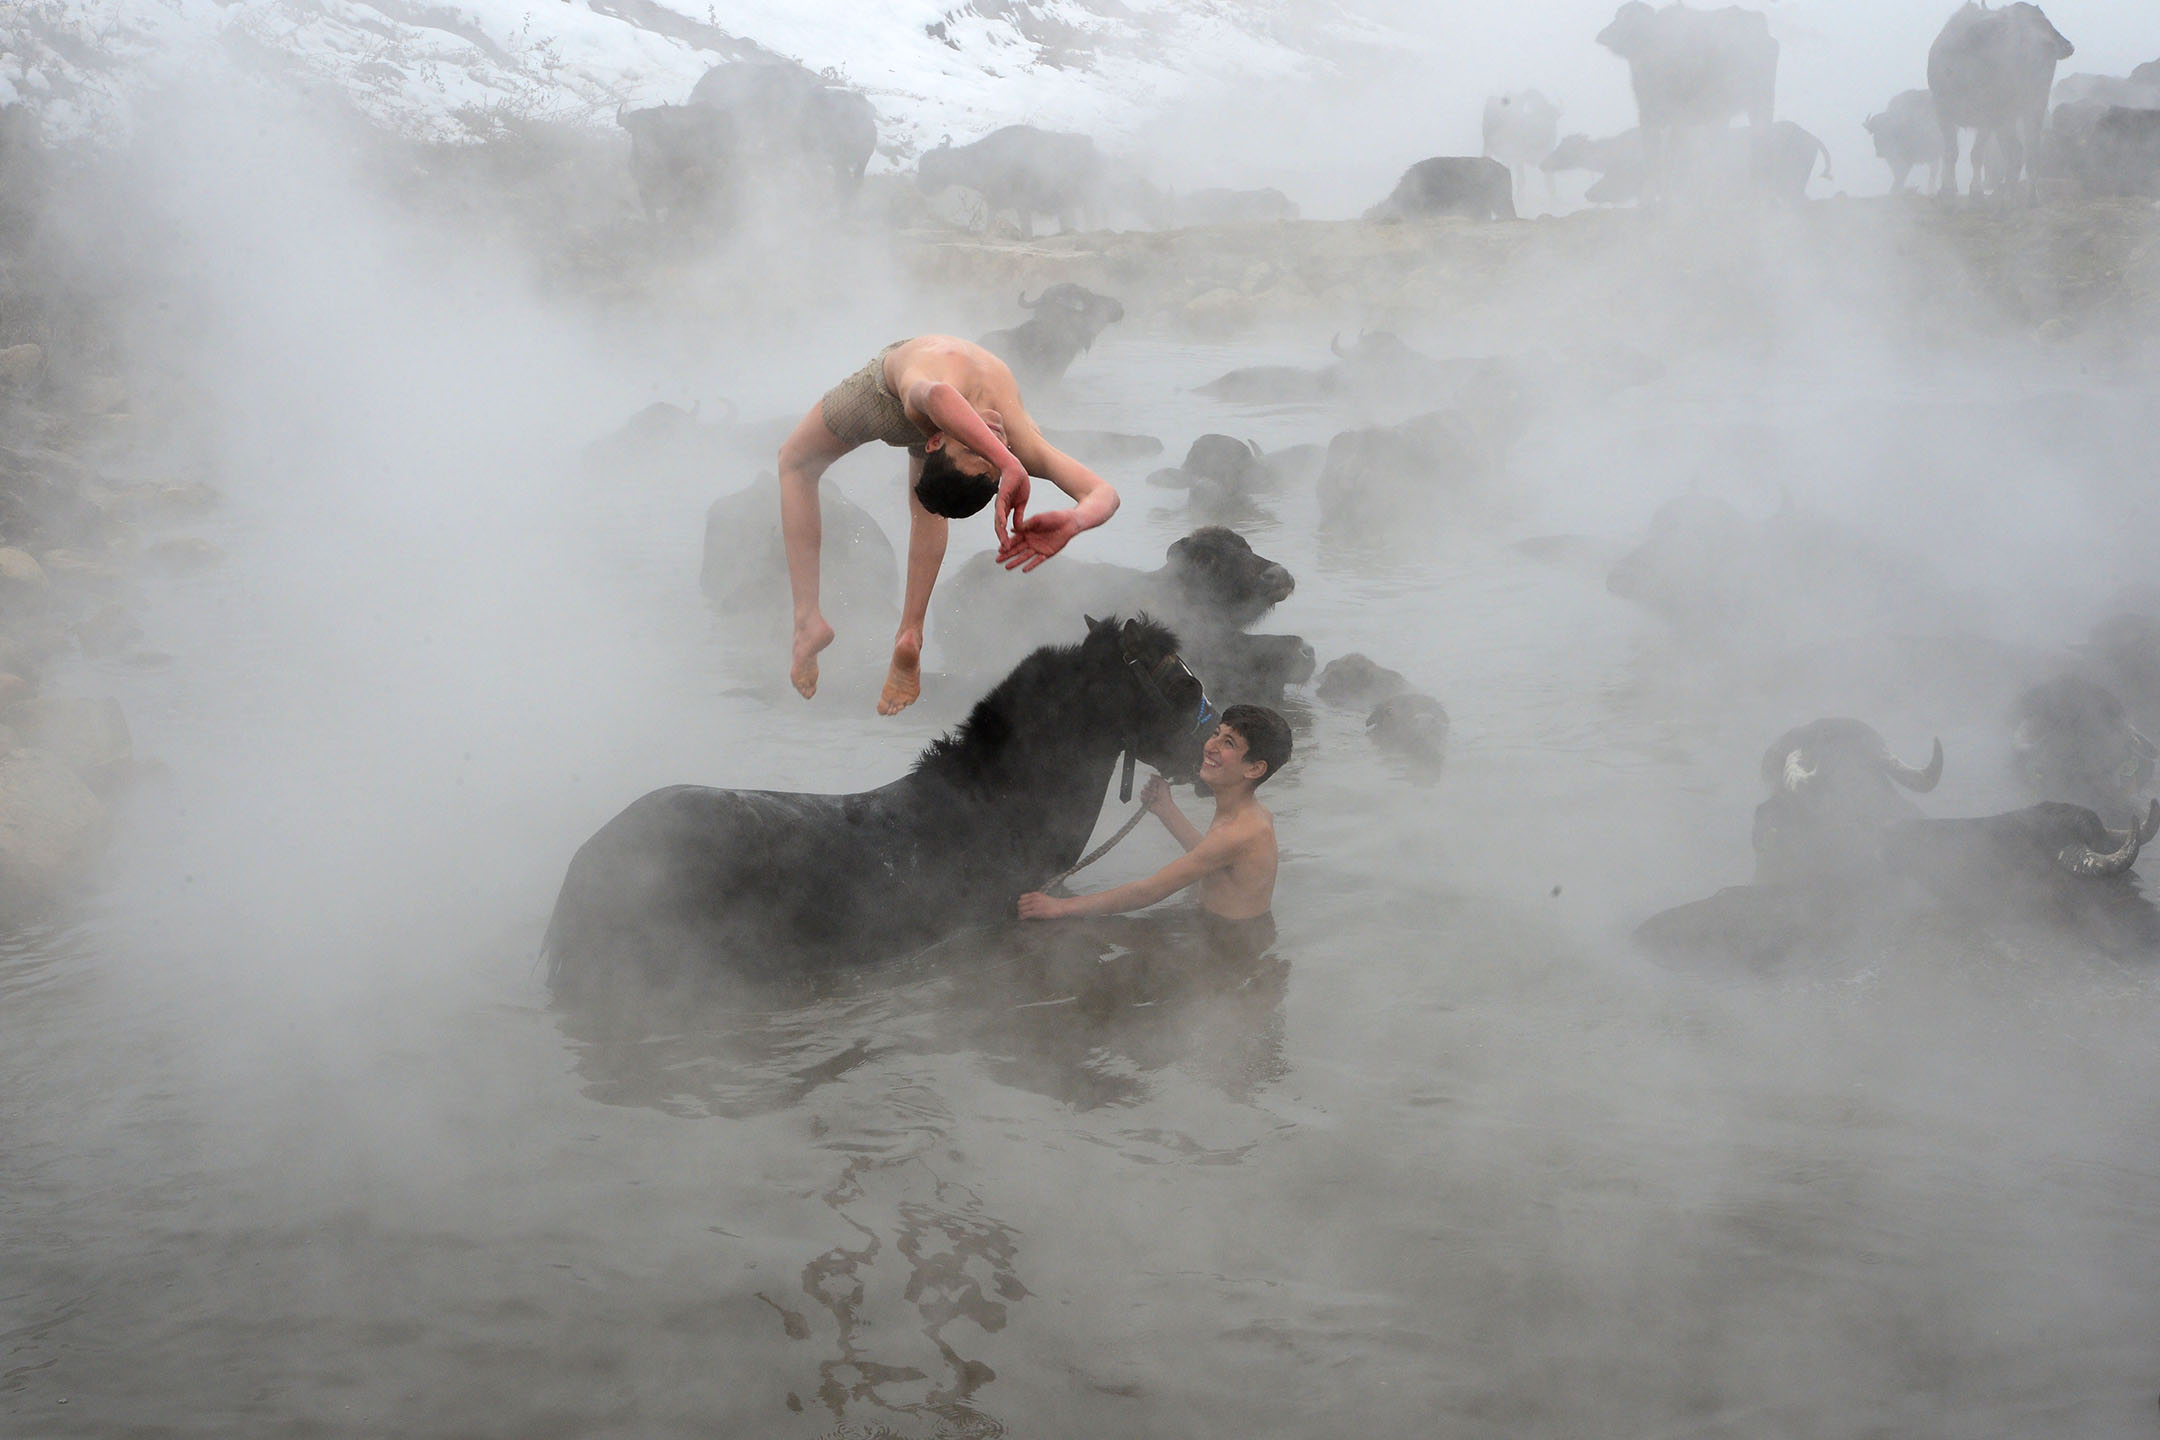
(2142, 798), (2160, 844)
(1881, 737), (1944, 793)
(2057, 822), (2143, 878)
(1019, 289), (1040, 308)
(1330, 332), (1346, 357)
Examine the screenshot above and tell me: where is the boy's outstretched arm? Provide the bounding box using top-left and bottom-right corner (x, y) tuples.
(1142, 775), (1203, 852)
(1018, 827), (1238, 920)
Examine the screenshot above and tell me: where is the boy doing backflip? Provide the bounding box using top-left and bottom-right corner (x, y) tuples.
(779, 334), (1120, 715)
(1018, 705), (1291, 938)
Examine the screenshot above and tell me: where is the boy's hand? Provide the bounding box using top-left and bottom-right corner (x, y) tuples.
(993, 465), (1030, 548)
(1016, 891), (1070, 920)
(996, 508), (1085, 572)
(1140, 775), (1176, 816)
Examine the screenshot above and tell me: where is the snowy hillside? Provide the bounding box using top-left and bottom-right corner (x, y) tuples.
(1, 0), (1340, 161)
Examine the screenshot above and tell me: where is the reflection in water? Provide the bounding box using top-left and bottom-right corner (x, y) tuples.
(552, 909), (1290, 1432)
(793, 1142), (1022, 1434)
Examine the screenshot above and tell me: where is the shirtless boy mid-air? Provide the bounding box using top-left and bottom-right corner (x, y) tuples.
(778, 334), (1121, 715)
(1017, 705), (1291, 938)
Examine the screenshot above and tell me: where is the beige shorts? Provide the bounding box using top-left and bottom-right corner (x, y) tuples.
(819, 341), (928, 455)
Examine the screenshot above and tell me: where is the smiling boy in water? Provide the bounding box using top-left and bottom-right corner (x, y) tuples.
(1018, 705), (1291, 939)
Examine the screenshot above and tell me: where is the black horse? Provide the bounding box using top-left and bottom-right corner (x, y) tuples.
(544, 616), (1213, 992)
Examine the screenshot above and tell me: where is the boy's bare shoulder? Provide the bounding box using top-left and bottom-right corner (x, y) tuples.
(1217, 802), (1275, 846)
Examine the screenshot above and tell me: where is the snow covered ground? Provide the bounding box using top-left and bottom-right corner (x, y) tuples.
(1, 0), (1333, 162)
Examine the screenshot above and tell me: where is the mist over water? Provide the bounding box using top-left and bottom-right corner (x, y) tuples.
(6, 7), (2160, 1437)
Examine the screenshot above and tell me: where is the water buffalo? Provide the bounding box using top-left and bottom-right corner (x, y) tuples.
(980, 284), (1125, 385)
(1174, 187), (1300, 225)
(2044, 103), (2160, 197)
(687, 60), (877, 201)
(1364, 157), (1516, 221)
(1191, 330), (1450, 406)
(2077, 613), (2160, 724)
(1543, 129), (1646, 203)
(1596, 2), (1779, 203)
(1898, 800), (2157, 880)
(701, 471), (897, 634)
(1367, 693), (1448, 763)
(544, 616), (1213, 991)
(1482, 91), (1562, 198)
(1607, 492), (1945, 647)
(1315, 653), (1408, 709)
(1317, 410), (1499, 530)
(582, 399), (737, 484)
(618, 104), (733, 227)
(1145, 435), (1278, 520)
(1927, 1), (2073, 198)
(1191, 362), (1339, 405)
(1750, 719), (1943, 888)
(1145, 435), (1268, 493)
(2050, 72), (2160, 113)
(1633, 718), (1938, 966)
(1748, 121), (1833, 204)
(934, 527), (1309, 705)
(1552, 121), (1820, 204)
(918, 126), (1106, 235)
(2009, 676), (2156, 829)
(1037, 429), (1164, 463)
(1886, 802), (2160, 953)
(1866, 89), (1943, 193)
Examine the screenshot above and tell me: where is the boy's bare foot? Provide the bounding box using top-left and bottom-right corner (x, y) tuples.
(791, 615), (834, 699)
(877, 630), (923, 715)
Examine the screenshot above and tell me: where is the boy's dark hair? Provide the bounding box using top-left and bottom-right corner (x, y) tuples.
(915, 446), (999, 518)
(1221, 704), (1293, 784)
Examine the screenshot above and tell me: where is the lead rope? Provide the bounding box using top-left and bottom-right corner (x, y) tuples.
(1043, 751), (1152, 892)
(1042, 802), (1152, 892)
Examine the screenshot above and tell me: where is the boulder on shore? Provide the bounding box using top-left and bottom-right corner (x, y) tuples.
(6, 696), (132, 789)
(0, 746), (108, 904)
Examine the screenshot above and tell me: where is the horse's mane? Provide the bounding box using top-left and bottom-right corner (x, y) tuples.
(912, 614), (1177, 787)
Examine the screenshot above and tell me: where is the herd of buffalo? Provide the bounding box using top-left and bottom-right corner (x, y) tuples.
(618, 1), (2160, 232)
(559, 0), (2160, 982)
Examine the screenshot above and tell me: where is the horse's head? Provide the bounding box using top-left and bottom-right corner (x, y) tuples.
(1087, 613), (1213, 784)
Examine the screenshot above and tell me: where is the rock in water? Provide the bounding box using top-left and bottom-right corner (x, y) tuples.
(0, 547), (48, 597)
(699, 472), (897, 632)
(0, 747), (108, 903)
(0, 343), (43, 388)
(6, 696), (132, 789)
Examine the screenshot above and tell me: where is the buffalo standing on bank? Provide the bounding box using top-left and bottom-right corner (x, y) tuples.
(918, 126), (1107, 234)
(1596, 2), (1779, 204)
(1865, 89), (1944, 193)
(1926, 1), (2072, 198)
(688, 60), (878, 200)
(1365, 158), (1516, 221)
